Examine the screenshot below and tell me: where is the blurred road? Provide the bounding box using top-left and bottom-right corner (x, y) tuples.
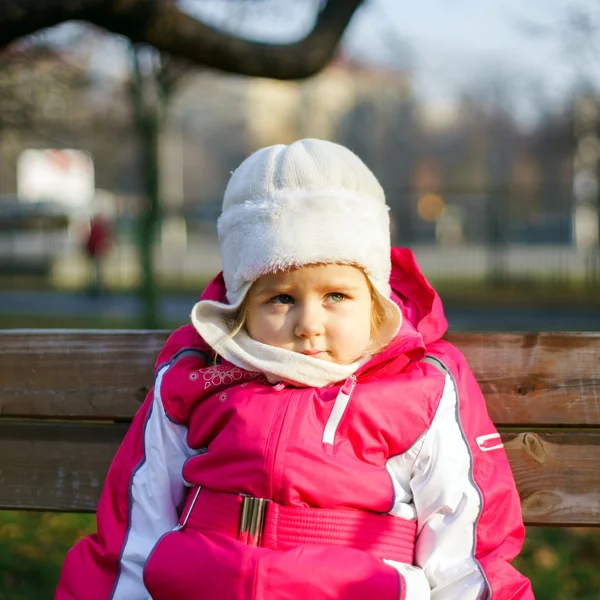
(45, 240), (600, 286)
(1, 290), (599, 332)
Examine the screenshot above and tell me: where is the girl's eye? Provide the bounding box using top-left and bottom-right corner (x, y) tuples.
(328, 293), (346, 303)
(269, 294), (294, 305)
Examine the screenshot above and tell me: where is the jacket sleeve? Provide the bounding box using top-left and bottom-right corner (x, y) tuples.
(55, 362), (195, 600)
(403, 353), (534, 600)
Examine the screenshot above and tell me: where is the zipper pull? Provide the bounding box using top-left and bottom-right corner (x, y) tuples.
(340, 374), (357, 395)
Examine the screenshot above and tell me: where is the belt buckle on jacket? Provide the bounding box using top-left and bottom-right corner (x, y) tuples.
(239, 495), (270, 546)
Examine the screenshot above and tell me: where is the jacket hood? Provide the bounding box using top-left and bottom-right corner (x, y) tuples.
(350, 247), (448, 379)
(389, 247), (448, 345)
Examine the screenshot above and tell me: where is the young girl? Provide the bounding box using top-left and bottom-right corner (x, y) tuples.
(56, 139), (534, 600)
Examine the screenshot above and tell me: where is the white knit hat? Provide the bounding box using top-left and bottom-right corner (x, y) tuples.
(191, 139), (402, 383)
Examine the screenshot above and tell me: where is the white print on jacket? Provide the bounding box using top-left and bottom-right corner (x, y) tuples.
(111, 365), (192, 600)
(385, 372), (489, 600)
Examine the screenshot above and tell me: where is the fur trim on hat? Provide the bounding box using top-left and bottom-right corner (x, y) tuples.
(218, 187), (391, 305)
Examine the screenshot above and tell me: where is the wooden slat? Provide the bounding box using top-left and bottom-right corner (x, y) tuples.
(0, 330), (168, 420)
(0, 422), (598, 525)
(1, 331), (599, 425)
(447, 332), (600, 427)
(0, 421), (126, 512)
(503, 430), (600, 526)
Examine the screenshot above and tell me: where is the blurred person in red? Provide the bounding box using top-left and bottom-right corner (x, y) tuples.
(84, 213), (112, 297)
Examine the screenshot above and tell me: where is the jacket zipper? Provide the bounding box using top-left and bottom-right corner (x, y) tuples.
(268, 387), (295, 500)
(322, 375), (357, 446)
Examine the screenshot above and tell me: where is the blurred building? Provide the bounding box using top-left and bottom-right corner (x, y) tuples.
(161, 57), (415, 245)
(1, 36), (596, 287)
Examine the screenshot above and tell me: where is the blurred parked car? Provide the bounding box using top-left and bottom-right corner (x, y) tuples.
(0, 195), (70, 275)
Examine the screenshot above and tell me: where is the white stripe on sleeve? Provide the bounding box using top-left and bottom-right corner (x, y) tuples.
(411, 372), (488, 600)
(112, 365), (192, 600)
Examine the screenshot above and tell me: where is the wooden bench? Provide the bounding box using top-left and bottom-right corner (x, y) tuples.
(0, 330), (599, 527)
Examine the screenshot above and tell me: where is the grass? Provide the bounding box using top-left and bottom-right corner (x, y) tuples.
(0, 510), (598, 598)
(0, 511), (95, 600)
(431, 277), (600, 310)
(514, 527), (600, 599)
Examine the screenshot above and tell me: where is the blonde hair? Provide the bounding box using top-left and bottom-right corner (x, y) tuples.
(366, 276), (388, 345)
(225, 298), (249, 339)
(225, 267), (389, 352)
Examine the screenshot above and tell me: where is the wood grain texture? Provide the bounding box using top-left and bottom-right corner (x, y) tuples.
(503, 431), (600, 526)
(1, 330), (599, 425)
(0, 330), (168, 420)
(448, 332), (600, 427)
(0, 330), (599, 523)
(0, 422), (598, 525)
(0, 421), (127, 512)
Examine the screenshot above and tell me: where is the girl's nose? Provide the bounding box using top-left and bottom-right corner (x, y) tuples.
(294, 304), (325, 338)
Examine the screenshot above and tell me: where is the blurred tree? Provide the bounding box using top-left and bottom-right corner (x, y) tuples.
(1, 1), (365, 327)
(515, 3), (600, 284)
(0, 0), (363, 79)
(0, 47), (75, 212)
(128, 45), (184, 328)
(0, 45), (88, 142)
(0, 39), (132, 174)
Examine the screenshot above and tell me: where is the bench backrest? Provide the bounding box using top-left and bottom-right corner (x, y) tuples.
(0, 330), (599, 526)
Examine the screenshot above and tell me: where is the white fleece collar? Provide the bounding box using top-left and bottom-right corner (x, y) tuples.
(191, 298), (369, 387)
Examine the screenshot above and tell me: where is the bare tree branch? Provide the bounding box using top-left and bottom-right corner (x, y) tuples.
(0, 0), (110, 46)
(0, 0), (364, 79)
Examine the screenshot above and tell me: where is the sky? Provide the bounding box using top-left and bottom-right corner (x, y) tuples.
(349, 0), (600, 104)
(68, 0), (600, 128)
(185, 0), (600, 123)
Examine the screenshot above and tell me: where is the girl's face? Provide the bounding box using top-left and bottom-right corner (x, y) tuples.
(245, 264), (373, 365)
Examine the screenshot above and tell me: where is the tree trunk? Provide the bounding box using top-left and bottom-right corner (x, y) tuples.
(130, 46), (161, 329)
(138, 112), (160, 328)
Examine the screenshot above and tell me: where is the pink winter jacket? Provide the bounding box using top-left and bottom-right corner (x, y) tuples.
(56, 248), (534, 600)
